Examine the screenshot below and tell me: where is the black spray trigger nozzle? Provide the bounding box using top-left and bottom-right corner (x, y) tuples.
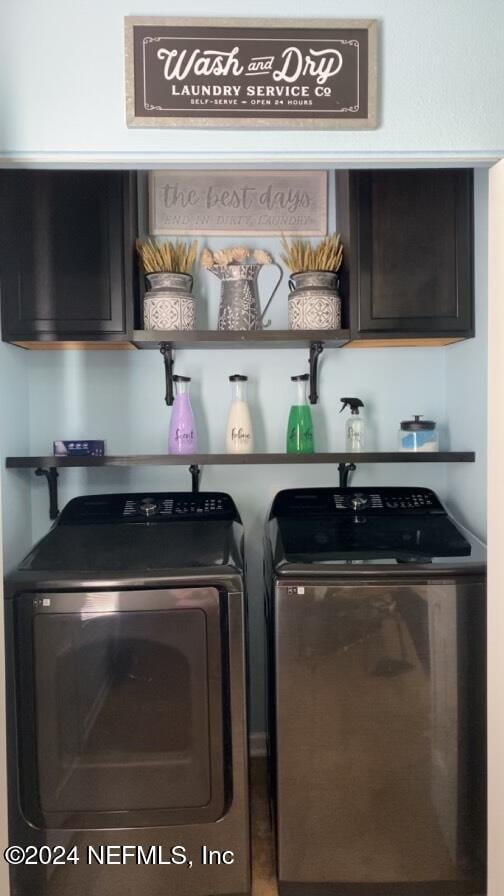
(340, 397), (364, 415)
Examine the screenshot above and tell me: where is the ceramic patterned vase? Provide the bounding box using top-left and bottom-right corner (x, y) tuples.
(288, 271), (342, 330)
(209, 263), (283, 331)
(143, 272), (196, 330)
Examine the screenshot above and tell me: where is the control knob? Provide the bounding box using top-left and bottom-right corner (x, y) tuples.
(139, 497), (158, 517)
(350, 492), (368, 511)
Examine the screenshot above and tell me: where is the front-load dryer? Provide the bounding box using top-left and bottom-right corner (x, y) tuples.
(5, 491), (250, 896)
(265, 486), (486, 896)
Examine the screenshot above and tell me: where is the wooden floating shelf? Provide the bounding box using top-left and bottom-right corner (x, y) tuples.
(6, 452), (475, 469)
(7, 452), (476, 519)
(132, 329), (350, 349)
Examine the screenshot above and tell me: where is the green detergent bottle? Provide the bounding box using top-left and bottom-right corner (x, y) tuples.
(287, 373), (314, 454)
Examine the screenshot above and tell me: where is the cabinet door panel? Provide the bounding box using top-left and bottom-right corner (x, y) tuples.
(0, 171), (133, 340)
(351, 169), (474, 337)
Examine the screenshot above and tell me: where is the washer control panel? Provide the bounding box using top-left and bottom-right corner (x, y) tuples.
(123, 494), (229, 519)
(59, 492), (239, 524)
(271, 487), (444, 517)
(333, 490), (439, 512)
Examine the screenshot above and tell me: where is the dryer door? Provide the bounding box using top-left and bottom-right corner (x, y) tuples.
(15, 588), (229, 829)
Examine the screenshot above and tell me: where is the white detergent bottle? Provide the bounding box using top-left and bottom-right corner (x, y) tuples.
(340, 397), (366, 452)
(225, 375), (254, 454)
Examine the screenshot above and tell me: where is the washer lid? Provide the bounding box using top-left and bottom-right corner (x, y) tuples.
(272, 514), (472, 563)
(19, 521), (243, 573)
(16, 492), (243, 575)
(267, 487), (486, 570)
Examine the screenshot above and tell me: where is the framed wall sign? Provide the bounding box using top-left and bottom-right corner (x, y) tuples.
(125, 17), (378, 130)
(149, 170), (328, 236)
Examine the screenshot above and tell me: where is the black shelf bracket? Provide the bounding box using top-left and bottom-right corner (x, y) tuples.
(160, 338), (324, 405)
(338, 462), (356, 488)
(160, 342), (175, 406)
(189, 464), (201, 493)
(308, 341), (324, 404)
(35, 467), (59, 520)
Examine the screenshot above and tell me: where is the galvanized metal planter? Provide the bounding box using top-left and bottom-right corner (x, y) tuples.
(143, 272), (196, 330)
(288, 271), (342, 330)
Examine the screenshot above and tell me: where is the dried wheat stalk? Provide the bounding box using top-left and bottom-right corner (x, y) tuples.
(280, 233), (343, 273)
(136, 239), (198, 274)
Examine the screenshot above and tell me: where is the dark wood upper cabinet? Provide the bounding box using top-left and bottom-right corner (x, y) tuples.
(0, 170), (137, 345)
(337, 169), (474, 344)
(0, 167), (473, 349)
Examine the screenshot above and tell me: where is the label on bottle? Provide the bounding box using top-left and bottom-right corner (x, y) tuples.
(226, 400), (253, 453)
(175, 428), (195, 445)
(288, 426), (313, 442)
(347, 421), (364, 451)
(231, 426), (251, 445)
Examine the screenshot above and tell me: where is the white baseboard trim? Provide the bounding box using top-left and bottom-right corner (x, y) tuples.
(249, 731), (267, 758)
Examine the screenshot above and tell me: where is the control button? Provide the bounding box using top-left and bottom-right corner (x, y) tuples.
(350, 493), (368, 511)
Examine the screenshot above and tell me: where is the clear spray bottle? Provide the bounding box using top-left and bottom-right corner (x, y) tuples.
(340, 397), (365, 452)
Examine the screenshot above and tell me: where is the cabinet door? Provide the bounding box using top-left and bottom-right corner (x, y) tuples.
(345, 169), (474, 339)
(0, 171), (135, 342)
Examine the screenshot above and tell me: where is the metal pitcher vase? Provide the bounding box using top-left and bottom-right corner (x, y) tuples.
(210, 263), (283, 331)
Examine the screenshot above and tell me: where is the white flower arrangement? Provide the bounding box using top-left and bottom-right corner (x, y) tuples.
(200, 246), (273, 268)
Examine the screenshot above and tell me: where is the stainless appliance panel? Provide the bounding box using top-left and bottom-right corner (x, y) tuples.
(274, 580), (486, 892)
(7, 590), (250, 896)
(16, 588), (226, 830)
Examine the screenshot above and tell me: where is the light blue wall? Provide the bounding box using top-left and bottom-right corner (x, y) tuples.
(18, 170), (482, 730)
(25, 345), (449, 730)
(0, 0), (493, 731)
(0, 344), (32, 573)
(0, 171), (488, 731)
(1, 0), (504, 161)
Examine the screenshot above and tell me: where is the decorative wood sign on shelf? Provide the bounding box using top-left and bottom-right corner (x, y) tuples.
(125, 17), (378, 129)
(149, 170), (327, 236)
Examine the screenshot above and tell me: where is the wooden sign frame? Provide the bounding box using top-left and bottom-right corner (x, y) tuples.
(125, 17), (378, 130)
(148, 170), (328, 236)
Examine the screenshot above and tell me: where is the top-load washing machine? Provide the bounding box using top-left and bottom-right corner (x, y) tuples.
(5, 491), (250, 896)
(265, 486), (486, 896)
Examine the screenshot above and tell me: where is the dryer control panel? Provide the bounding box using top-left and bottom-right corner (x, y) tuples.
(58, 492), (240, 524)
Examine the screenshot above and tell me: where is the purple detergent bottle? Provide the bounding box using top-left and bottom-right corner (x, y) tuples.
(168, 375), (198, 455)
